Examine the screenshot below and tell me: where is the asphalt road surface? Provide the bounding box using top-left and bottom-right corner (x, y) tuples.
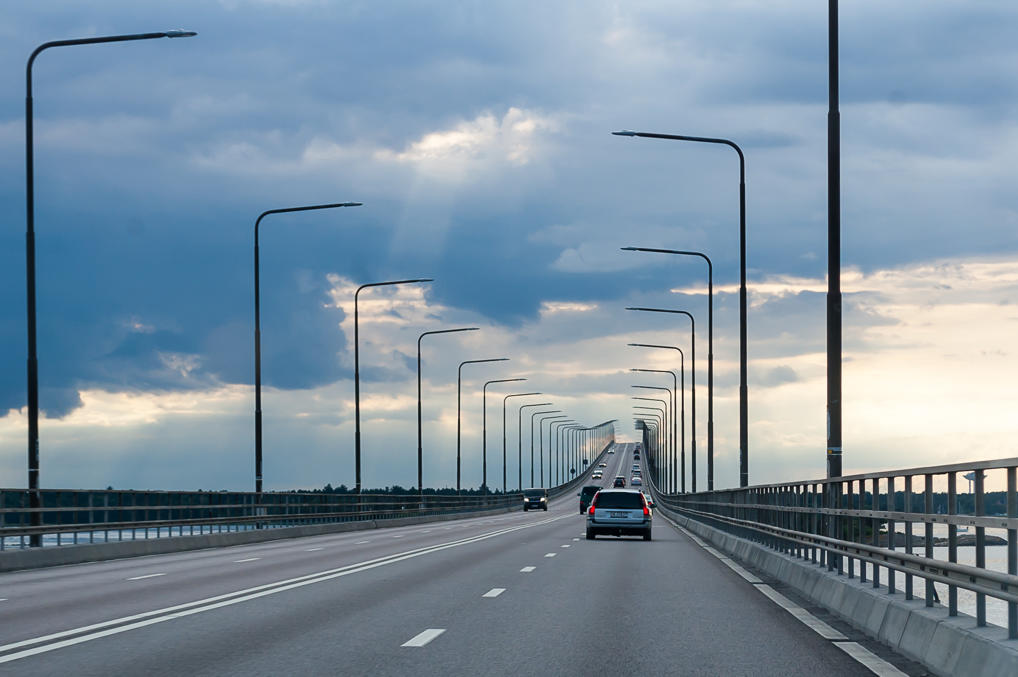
(0, 443), (918, 676)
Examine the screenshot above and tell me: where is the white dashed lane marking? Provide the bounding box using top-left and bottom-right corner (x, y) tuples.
(126, 573), (165, 581)
(572, 538), (579, 541)
(482, 588), (506, 598)
(305, 548), (323, 552)
(544, 553), (556, 558)
(520, 566), (536, 573)
(402, 629), (446, 647)
(355, 541), (370, 544)
(561, 544), (570, 548)
(233, 558), (260, 563)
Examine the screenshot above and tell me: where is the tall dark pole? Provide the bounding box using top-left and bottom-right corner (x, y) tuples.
(254, 203), (361, 497)
(25, 30), (197, 546)
(633, 385), (672, 476)
(531, 411), (562, 488)
(503, 392), (541, 493)
(518, 402), (551, 490)
(456, 358), (509, 492)
(482, 378), (526, 493)
(627, 307), (696, 491)
(630, 343), (685, 492)
(827, 0), (842, 480)
(355, 278), (432, 495)
(548, 419), (572, 486)
(417, 327), (478, 494)
(632, 368), (678, 489)
(615, 130), (747, 488)
(623, 248), (714, 488)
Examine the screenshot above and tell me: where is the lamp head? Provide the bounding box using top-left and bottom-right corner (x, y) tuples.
(165, 30), (198, 38)
(612, 130), (638, 137)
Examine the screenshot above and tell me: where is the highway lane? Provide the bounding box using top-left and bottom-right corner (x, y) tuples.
(0, 443), (906, 675)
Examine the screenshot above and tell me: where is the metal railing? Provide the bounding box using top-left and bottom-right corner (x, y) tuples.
(0, 487), (522, 550)
(0, 441), (614, 551)
(650, 457), (1018, 639)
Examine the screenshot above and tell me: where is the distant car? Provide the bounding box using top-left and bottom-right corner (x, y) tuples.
(634, 453), (640, 460)
(608, 448), (615, 454)
(631, 476), (642, 486)
(613, 476), (626, 488)
(586, 489), (652, 541)
(632, 469), (641, 477)
(642, 492), (656, 509)
(591, 471), (603, 480)
(578, 485), (600, 513)
(598, 462), (608, 468)
(632, 464), (640, 472)
(522, 488), (548, 511)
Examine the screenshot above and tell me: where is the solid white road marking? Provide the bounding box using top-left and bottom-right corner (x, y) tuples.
(305, 548), (323, 552)
(482, 588), (506, 598)
(520, 566), (536, 573)
(0, 513), (571, 665)
(233, 558), (260, 563)
(126, 573), (166, 581)
(833, 642), (908, 676)
(402, 629), (446, 647)
(355, 540), (370, 544)
(544, 553), (556, 558)
(716, 556), (763, 584)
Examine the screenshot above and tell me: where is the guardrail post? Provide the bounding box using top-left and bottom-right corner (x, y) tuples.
(887, 476), (896, 593)
(1007, 465), (1017, 639)
(932, 472), (936, 610)
(871, 477), (880, 589)
(903, 475), (913, 600)
(948, 471), (957, 615)
(975, 469), (986, 626)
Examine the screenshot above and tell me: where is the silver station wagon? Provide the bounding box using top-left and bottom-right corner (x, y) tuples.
(585, 489), (651, 541)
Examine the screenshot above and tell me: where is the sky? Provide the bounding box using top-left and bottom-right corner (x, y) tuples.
(1, 0), (1017, 493)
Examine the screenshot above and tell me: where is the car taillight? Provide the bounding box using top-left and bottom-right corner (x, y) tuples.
(588, 505), (595, 515)
(643, 505), (650, 516)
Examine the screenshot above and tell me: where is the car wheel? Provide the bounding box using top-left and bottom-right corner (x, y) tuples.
(643, 531), (652, 541)
(586, 531), (595, 540)
(523, 506), (528, 511)
(543, 506), (548, 511)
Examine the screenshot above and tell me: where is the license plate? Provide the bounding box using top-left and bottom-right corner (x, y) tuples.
(609, 511), (627, 518)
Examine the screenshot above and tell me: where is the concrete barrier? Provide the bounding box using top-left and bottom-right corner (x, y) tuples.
(0, 504), (519, 573)
(660, 506), (1018, 676)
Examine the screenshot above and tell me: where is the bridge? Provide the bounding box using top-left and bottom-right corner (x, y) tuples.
(3, 440), (1016, 675)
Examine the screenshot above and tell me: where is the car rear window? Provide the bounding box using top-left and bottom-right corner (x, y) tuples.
(593, 492), (644, 509)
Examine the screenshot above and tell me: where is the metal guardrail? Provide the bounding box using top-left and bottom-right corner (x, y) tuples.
(0, 441), (614, 551)
(646, 456), (1018, 639)
(0, 488), (521, 550)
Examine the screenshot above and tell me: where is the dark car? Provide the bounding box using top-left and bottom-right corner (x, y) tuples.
(522, 488), (548, 511)
(613, 476), (626, 488)
(578, 485), (600, 513)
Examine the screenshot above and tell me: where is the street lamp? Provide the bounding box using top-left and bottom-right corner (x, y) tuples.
(629, 344), (685, 492)
(355, 278), (432, 494)
(457, 358), (509, 492)
(559, 423), (580, 482)
(614, 129), (747, 488)
(632, 383), (674, 489)
(482, 378), (527, 493)
(503, 392), (541, 493)
(417, 327), (478, 493)
(540, 415), (569, 487)
(634, 407), (665, 488)
(631, 366), (681, 491)
(627, 306), (697, 491)
(530, 410), (561, 488)
(518, 402), (552, 490)
(623, 247), (716, 488)
(24, 29), (197, 546)
(634, 397), (668, 488)
(549, 419), (575, 485)
(253, 202), (362, 495)
(635, 417), (661, 484)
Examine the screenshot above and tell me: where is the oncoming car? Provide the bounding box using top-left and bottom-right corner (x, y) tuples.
(522, 488), (548, 511)
(586, 489), (652, 540)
